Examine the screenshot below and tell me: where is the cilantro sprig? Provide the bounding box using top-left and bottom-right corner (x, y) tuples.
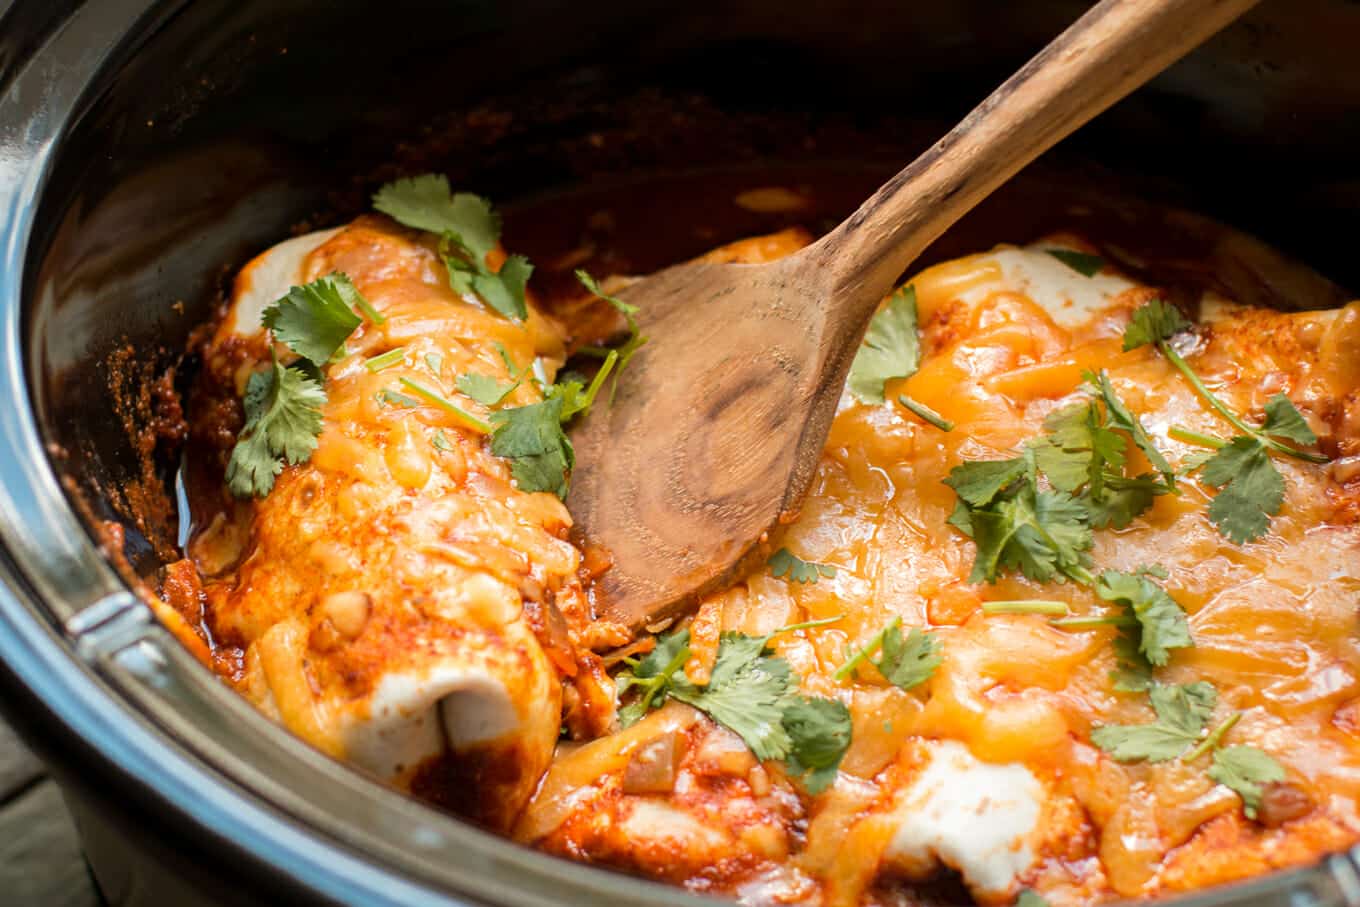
(228, 273), (381, 497)
(768, 548), (837, 584)
(833, 616), (940, 691)
(226, 354), (327, 498)
(574, 269), (649, 401)
(1123, 300), (1326, 543)
(1093, 676), (1288, 821)
(1209, 745), (1286, 820)
(1091, 681), (1218, 762)
(616, 616), (851, 794)
(1094, 568), (1192, 667)
(373, 174), (532, 321)
(848, 285), (920, 404)
(946, 370), (1175, 583)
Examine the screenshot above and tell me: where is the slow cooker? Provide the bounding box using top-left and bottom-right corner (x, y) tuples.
(2, 1), (1359, 904)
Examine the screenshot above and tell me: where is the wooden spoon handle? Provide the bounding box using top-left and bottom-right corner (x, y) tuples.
(811, 0), (1260, 308)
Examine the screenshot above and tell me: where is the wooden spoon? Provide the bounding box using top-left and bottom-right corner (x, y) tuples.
(566, 0), (1259, 631)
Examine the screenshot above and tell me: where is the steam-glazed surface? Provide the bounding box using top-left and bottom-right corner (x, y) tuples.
(169, 210), (1360, 904)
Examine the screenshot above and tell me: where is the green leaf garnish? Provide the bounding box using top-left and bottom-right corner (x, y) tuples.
(1016, 890), (1052, 907)
(1198, 436), (1284, 544)
(1094, 569), (1192, 667)
(848, 285), (920, 404)
(897, 395), (954, 431)
(768, 548), (837, 584)
(616, 627), (692, 728)
(373, 174), (501, 262)
(1261, 394), (1318, 447)
(398, 377), (493, 434)
(431, 430), (455, 452)
(364, 347), (406, 373)
(226, 356), (327, 498)
(489, 396), (574, 497)
(260, 273), (368, 364)
(575, 269), (648, 402)
(781, 696), (853, 794)
(1087, 370), (1175, 486)
(1091, 681), (1217, 762)
(873, 623), (941, 691)
(1047, 249), (1105, 277)
(1209, 745), (1286, 820)
(1123, 300), (1325, 467)
(456, 372), (521, 406)
(616, 620), (852, 786)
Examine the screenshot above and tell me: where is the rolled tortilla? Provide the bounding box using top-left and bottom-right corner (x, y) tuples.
(197, 216), (578, 828)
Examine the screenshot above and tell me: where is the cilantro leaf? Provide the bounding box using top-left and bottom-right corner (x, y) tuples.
(974, 486), (1093, 584)
(1086, 474), (1166, 530)
(472, 254), (533, 322)
(1122, 299), (1191, 351)
(226, 358), (327, 498)
(1110, 632), (1154, 692)
(768, 548), (837, 584)
(1016, 891), (1051, 907)
(1036, 399), (1126, 496)
(456, 372), (520, 406)
(373, 174), (501, 262)
(1092, 681), (1216, 762)
(1095, 569), (1192, 666)
(1047, 249), (1104, 277)
(260, 274), (365, 364)
(943, 457), (1029, 508)
(849, 286), (920, 404)
(616, 628), (691, 727)
(1261, 394), (1317, 446)
(782, 696), (852, 794)
(873, 624), (940, 691)
(1201, 437), (1284, 544)
(489, 396), (574, 497)
(1209, 745), (1286, 820)
(1089, 370), (1175, 486)
(669, 635), (796, 761)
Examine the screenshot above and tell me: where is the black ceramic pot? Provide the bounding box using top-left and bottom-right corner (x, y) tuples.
(1, 2), (1358, 905)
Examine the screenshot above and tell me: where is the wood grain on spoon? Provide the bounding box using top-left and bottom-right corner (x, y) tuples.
(566, 0), (1260, 632)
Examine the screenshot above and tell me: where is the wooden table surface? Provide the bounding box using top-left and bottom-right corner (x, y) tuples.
(0, 714), (99, 906)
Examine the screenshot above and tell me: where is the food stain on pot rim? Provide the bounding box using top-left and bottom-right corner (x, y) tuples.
(137, 169), (1360, 906)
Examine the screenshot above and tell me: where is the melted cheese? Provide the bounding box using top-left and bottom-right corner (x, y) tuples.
(185, 218), (1360, 903)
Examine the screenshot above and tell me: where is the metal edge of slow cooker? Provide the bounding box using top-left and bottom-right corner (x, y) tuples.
(0, 2), (1356, 906)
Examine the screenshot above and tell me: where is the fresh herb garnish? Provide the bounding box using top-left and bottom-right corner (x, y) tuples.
(456, 372), (522, 406)
(575, 269), (649, 402)
(898, 395), (954, 431)
(228, 274), (381, 497)
(1122, 300), (1325, 542)
(780, 696), (854, 794)
(431, 430), (455, 453)
(489, 396), (574, 497)
(981, 600), (1070, 616)
(376, 389), (421, 408)
(834, 616), (940, 691)
(1094, 568), (1192, 667)
(1091, 681), (1217, 762)
(373, 174), (532, 321)
(849, 285), (920, 405)
(364, 347), (406, 373)
(945, 450), (1094, 585)
(1047, 249), (1105, 277)
(226, 354), (327, 498)
(1016, 890), (1052, 907)
(1200, 436), (1286, 544)
(261, 273), (375, 364)
(398, 377), (493, 434)
(616, 627), (692, 728)
(1209, 745), (1286, 820)
(616, 618), (851, 793)
(874, 622), (941, 691)
(768, 548), (837, 584)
